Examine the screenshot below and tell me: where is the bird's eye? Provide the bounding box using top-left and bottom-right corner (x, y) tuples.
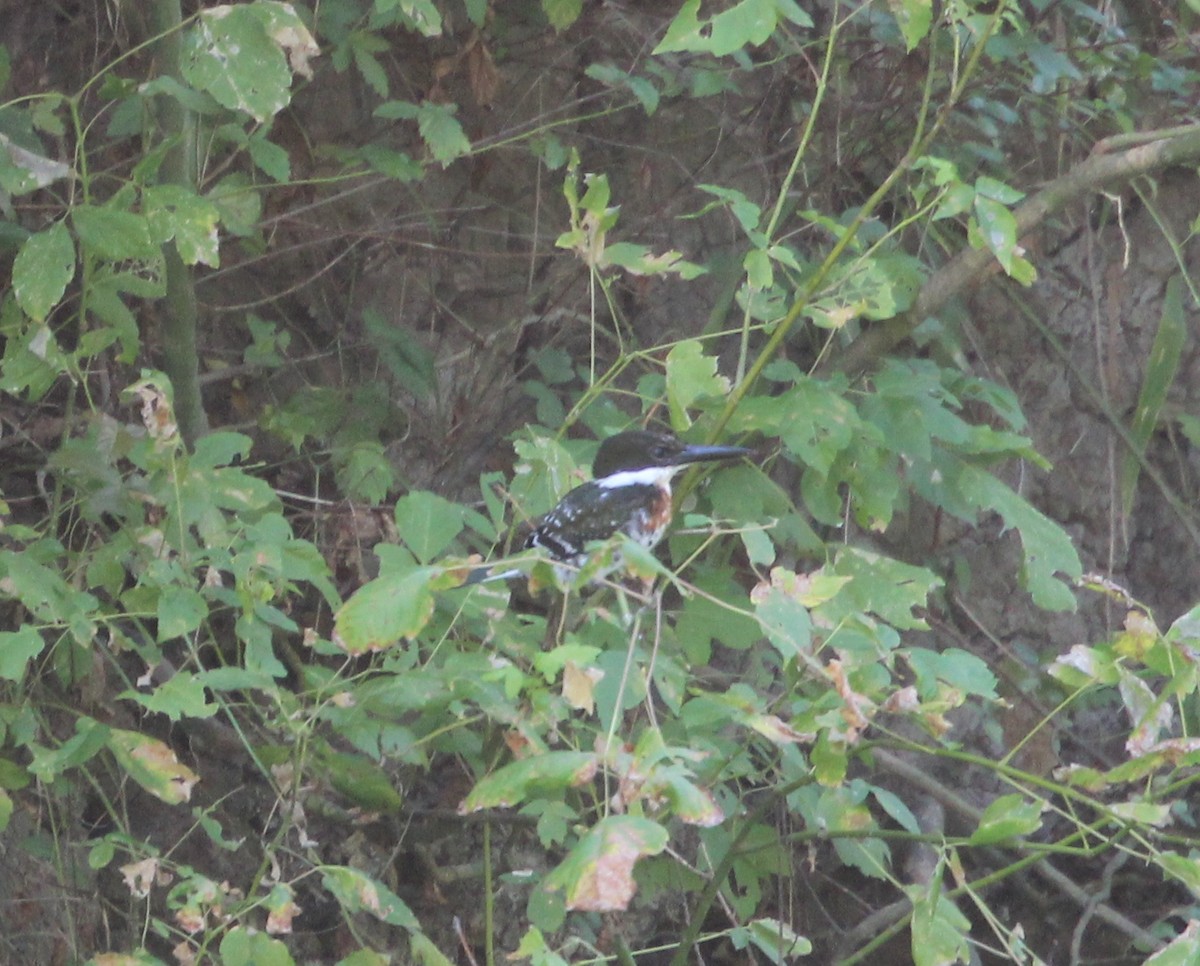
(652, 445), (670, 459)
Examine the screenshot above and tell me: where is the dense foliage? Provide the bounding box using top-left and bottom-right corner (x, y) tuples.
(1, 0), (1199, 963)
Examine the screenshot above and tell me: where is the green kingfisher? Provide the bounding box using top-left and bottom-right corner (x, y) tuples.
(520, 429), (751, 578)
(464, 430), (749, 586)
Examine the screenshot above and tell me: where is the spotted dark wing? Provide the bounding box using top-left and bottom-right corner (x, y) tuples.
(526, 481), (664, 563)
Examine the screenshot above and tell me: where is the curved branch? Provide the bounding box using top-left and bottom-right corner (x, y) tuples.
(833, 126), (1200, 375)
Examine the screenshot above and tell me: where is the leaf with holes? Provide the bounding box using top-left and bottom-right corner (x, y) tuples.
(13, 221), (74, 322)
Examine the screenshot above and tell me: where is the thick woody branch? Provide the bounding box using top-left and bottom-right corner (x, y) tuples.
(833, 126), (1200, 375)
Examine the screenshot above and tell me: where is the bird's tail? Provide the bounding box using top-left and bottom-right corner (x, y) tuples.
(462, 565), (521, 587)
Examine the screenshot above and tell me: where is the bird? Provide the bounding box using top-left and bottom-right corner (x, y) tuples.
(466, 429), (751, 586)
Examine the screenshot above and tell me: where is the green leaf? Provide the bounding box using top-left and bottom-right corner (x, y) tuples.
(352, 40), (390, 98)
(89, 271), (143, 362)
(394, 491), (466, 563)
(12, 221), (74, 322)
(0, 549), (98, 634)
(409, 932), (454, 966)
(655, 0), (812, 56)
(191, 430), (252, 468)
(753, 573), (813, 660)
(362, 305), (437, 399)
(677, 573), (762, 661)
(920, 457), (1081, 610)
(72, 205), (158, 260)
(511, 928), (568, 966)
(542, 0), (583, 31)
(1158, 852), (1200, 899)
(734, 917), (813, 962)
(826, 547), (940, 631)
(106, 728), (198, 804)
(1108, 798), (1170, 826)
(733, 380), (858, 476)
(599, 242), (704, 279)
(183, 2), (313, 123)
(974, 176), (1025, 205)
(1144, 923), (1200, 966)
(509, 434), (586, 518)
(207, 173), (263, 236)
(0, 131), (72, 196)
(649, 767), (724, 826)
(871, 786), (921, 835)
(1122, 274), (1185, 517)
(968, 793), (1043, 844)
(744, 247), (773, 289)
(0, 758), (30, 792)
(740, 526), (776, 568)
(333, 567), (444, 653)
(0, 320), (65, 400)
(316, 749), (404, 812)
(195, 666), (281, 692)
(119, 671), (218, 722)
(143, 184), (221, 267)
(375, 100), (470, 166)
(157, 585), (207, 641)
(903, 647), (998, 700)
(359, 144), (424, 181)
(1048, 643), (1121, 688)
(247, 132), (291, 181)
(463, 0), (488, 27)
(888, 0), (932, 51)
(1168, 605), (1200, 646)
(335, 441), (394, 505)
(417, 103), (471, 165)
(665, 340), (731, 429)
(219, 928), (295, 966)
(321, 865), (421, 929)
(461, 752), (597, 811)
(28, 718), (110, 779)
(376, 0), (443, 37)
(816, 785), (888, 877)
(972, 193), (1020, 274)
(584, 63), (658, 114)
(0, 788), (11, 834)
(696, 184), (763, 234)
(909, 875), (972, 966)
(0, 626), (46, 681)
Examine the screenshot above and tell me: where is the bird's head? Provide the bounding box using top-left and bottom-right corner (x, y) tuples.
(592, 430), (751, 481)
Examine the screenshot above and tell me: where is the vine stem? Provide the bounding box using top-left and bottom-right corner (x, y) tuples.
(710, 0), (1009, 449)
(150, 0), (208, 445)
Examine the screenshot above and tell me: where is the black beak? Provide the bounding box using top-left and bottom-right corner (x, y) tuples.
(675, 443), (752, 466)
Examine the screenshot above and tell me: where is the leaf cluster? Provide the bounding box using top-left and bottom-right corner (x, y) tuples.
(0, 0), (1198, 964)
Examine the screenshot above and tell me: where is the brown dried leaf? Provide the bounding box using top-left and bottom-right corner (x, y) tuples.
(466, 40), (499, 107)
(563, 661), (603, 714)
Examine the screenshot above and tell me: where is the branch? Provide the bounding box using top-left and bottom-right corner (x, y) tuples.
(832, 126), (1200, 375)
(151, 0), (208, 445)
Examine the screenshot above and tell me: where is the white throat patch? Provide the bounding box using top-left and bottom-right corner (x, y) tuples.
(596, 465), (680, 489)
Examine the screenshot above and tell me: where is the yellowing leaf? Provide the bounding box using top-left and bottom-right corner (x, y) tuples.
(562, 661), (603, 714)
(540, 816), (668, 913)
(321, 866), (420, 929)
(333, 567), (448, 653)
(460, 751), (598, 811)
(107, 729), (198, 804)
